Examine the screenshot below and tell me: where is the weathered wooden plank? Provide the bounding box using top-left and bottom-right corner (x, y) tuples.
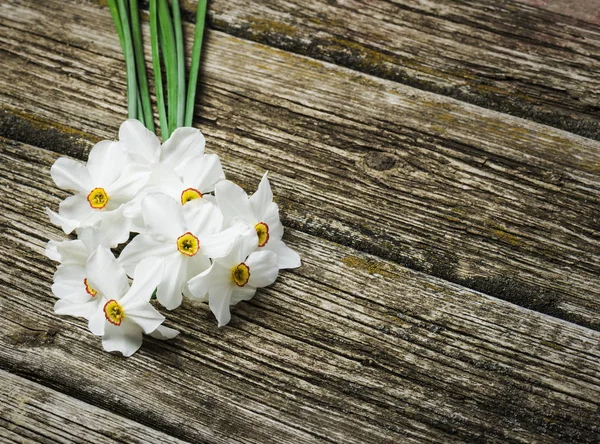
(0, 370), (186, 444)
(1, 0), (600, 330)
(517, 0), (600, 25)
(2, 138), (600, 443)
(195, 0), (600, 140)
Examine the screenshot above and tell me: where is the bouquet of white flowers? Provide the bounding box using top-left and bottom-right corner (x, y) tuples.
(45, 0), (300, 357)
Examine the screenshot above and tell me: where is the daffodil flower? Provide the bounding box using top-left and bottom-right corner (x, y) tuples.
(185, 231), (279, 327)
(47, 140), (148, 247)
(119, 193), (239, 310)
(216, 173), (300, 269)
(85, 247), (177, 357)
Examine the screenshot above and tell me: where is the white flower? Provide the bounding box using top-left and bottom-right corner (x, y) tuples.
(185, 230), (279, 327)
(47, 140), (148, 247)
(118, 119), (224, 232)
(215, 173), (300, 269)
(119, 193), (238, 310)
(123, 154), (225, 232)
(49, 228), (112, 319)
(118, 119), (207, 173)
(84, 247), (177, 357)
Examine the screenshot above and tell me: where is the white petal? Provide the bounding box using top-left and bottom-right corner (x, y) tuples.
(102, 320), (143, 357)
(182, 199), (223, 236)
(231, 286), (257, 305)
(106, 166), (149, 203)
(156, 255), (185, 310)
(122, 300), (165, 334)
(45, 240), (61, 262)
(182, 154), (225, 192)
(88, 306), (107, 336)
(262, 202), (284, 240)
(77, 226), (109, 251)
(141, 193), (185, 240)
(85, 247), (130, 301)
(186, 252), (211, 280)
(215, 180), (252, 226)
(58, 194), (99, 228)
(149, 325), (180, 340)
(146, 164), (184, 189)
(52, 265), (88, 302)
(50, 157), (92, 194)
(95, 208), (132, 247)
(185, 266), (212, 301)
(54, 299), (98, 319)
(55, 239), (89, 266)
(267, 238), (301, 269)
(119, 119), (161, 165)
(199, 228), (238, 259)
(119, 235), (175, 276)
(121, 257), (164, 304)
(46, 208), (79, 234)
(53, 264), (86, 284)
(161, 127), (205, 171)
(208, 284), (233, 327)
(87, 141), (125, 186)
(246, 250), (279, 288)
(249, 172), (273, 221)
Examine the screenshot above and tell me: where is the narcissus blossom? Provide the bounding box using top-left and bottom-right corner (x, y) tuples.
(119, 119), (207, 174)
(119, 193), (239, 310)
(46, 119), (300, 356)
(84, 247), (178, 356)
(216, 173), (300, 269)
(47, 140), (148, 247)
(185, 230), (279, 327)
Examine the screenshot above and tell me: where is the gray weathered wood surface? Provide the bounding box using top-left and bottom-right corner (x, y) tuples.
(2, 0), (600, 330)
(201, 0), (600, 140)
(0, 370), (185, 444)
(1, 0), (599, 442)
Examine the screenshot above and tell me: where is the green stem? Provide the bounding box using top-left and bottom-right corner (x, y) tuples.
(149, 0), (168, 138)
(136, 90), (145, 127)
(172, 0), (185, 129)
(129, 0), (154, 131)
(158, 0), (177, 135)
(106, 0), (126, 53)
(116, 0), (138, 120)
(185, 0), (207, 127)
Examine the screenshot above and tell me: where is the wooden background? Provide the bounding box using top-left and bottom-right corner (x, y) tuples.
(1, 0), (599, 442)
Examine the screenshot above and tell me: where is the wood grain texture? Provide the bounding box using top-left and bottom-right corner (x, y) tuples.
(1, 0), (599, 329)
(0, 370), (186, 444)
(192, 0), (600, 140)
(2, 137), (600, 443)
(517, 0), (600, 25)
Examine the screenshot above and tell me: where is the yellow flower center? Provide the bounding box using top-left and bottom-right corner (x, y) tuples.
(255, 222), (270, 247)
(104, 299), (124, 326)
(181, 188), (203, 205)
(177, 232), (200, 256)
(87, 187), (109, 209)
(84, 278), (98, 297)
(232, 262), (250, 287)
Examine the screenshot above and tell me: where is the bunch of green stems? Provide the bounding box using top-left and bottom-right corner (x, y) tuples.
(107, 0), (207, 139)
